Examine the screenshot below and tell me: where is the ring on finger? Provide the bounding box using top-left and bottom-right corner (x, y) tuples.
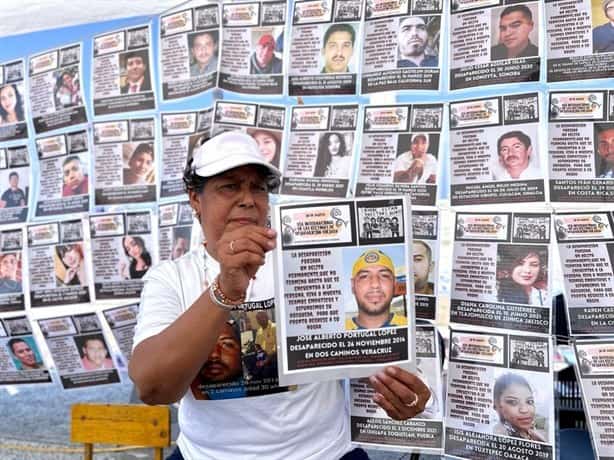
(404, 392), (419, 408)
(229, 240), (236, 254)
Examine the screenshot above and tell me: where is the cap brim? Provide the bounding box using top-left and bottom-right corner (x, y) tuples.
(194, 153), (281, 179)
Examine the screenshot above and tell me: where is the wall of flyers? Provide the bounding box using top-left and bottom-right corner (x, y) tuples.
(0, 0), (613, 455)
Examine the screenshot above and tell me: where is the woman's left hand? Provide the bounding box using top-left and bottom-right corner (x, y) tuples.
(369, 366), (431, 420)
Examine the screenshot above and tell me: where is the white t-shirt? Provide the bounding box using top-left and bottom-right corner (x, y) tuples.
(491, 163), (541, 181)
(133, 247), (350, 460)
(391, 152), (438, 184)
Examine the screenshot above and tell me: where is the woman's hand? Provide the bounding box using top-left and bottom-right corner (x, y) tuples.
(64, 267), (76, 284)
(215, 225), (276, 300)
(369, 366), (431, 420)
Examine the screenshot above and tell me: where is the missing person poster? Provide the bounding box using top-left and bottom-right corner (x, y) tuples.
(0, 316), (51, 385)
(413, 210), (440, 321)
(445, 329), (554, 460)
(574, 339), (614, 459)
(289, 0), (362, 95)
(273, 196), (414, 385)
(38, 312), (120, 389)
(281, 104), (358, 197)
(161, 108), (213, 198)
(160, 2), (220, 100)
(27, 219), (91, 308)
(92, 24), (156, 115)
(451, 212), (552, 335)
(450, 93), (545, 206)
(546, 0), (614, 82)
(0, 145), (30, 224)
(450, 1), (541, 90)
(554, 211), (614, 335)
(549, 90), (614, 203)
(102, 303), (139, 364)
(93, 117), (156, 205)
(28, 43), (87, 134)
(189, 257), (291, 400)
(361, 0), (441, 93)
(355, 103), (443, 206)
(219, 1), (286, 95)
(0, 59), (28, 142)
(0, 228), (25, 313)
(350, 324), (443, 453)
(158, 201), (194, 262)
(89, 211), (155, 300)
(212, 100), (286, 170)
(34, 129), (90, 217)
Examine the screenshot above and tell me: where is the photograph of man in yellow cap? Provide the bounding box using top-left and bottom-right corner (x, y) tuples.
(346, 249), (408, 330)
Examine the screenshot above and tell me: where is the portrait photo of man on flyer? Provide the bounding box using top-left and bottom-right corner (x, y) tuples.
(346, 249), (408, 330)
(396, 16), (439, 68)
(490, 4), (538, 61)
(491, 130), (540, 181)
(593, 0), (614, 53)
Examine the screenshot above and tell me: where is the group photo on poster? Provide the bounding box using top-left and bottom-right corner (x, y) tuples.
(281, 104), (358, 197)
(450, 1), (540, 90)
(451, 212), (552, 335)
(27, 219), (91, 308)
(160, 3), (220, 100)
(93, 118), (156, 205)
(89, 211), (154, 300)
(0, 59), (28, 142)
(355, 103), (443, 206)
(445, 329), (554, 460)
(289, 0), (361, 95)
(549, 90), (614, 202)
(34, 129), (90, 216)
(28, 43), (87, 133)
(38, 313), (120, 389)
(92, 25), (156, 115)
(361, 1), (441, 93)
(274, 197), (414, 385)
(218, 1), (286, 95)
(449, 93), (545, 206)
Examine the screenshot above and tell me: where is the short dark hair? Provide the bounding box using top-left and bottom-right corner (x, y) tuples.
(323, 23), (355, 48)
(191, 30), (218, 46)
(414, 240), (432, 263)
(500, 4), (532, 22)
(8, 171), (18, 180)
(7, 337), (27, 354)
(497, 131), (531, 153)
(130, 143), (154, 161)
(62, 155), (82, 167)
(124, 50), (147, 65)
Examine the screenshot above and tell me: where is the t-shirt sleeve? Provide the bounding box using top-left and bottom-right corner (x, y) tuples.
(132, 261), (183, 350)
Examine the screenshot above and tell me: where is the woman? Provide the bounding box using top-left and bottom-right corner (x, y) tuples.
(120, 236), (151, 279)
(128, 132), (430, 460)
(123, 143), (155, 185)
(55, 71), (78, 108)
(314, 132), (351, 178)
(497, 247), (547, 306)
(248, 129), (281, 168)
(56, 244), (86, 286)
(0, 252), (21, 294)
(493, 373), (546, 442)
(0, 84), (24, 125)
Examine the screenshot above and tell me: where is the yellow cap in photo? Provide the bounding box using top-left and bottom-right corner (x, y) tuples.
(352, 249), (395, 278)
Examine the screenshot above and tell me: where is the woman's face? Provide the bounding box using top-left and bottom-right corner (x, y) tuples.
(189, 165), (269, 251)
(253, 132), (277, 163)
(328, 134), (341, 156)
(62, 247), (82, 269)
(0, 254), (17, 279)
(124, 236), (143, 259)
(511, 254), (540, 287)
(129, 151), (154, 178)
(495, 383), (536, 432)
(0, 85), (17, 114)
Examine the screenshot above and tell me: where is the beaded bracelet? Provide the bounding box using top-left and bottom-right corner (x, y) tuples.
(209, 276), (246, 310)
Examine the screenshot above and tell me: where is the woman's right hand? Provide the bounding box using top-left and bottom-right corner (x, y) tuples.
(214, 224), (276, 301)
(64, 268), (75, 284)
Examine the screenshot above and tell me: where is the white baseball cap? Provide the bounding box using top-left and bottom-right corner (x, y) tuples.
(191, 131), (282, 179)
